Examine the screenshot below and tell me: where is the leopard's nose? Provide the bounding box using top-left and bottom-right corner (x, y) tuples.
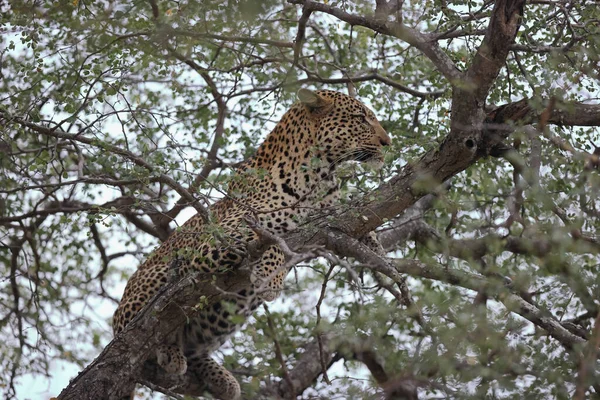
(368, 119), (391, 147)
(377, 128), (391, 147)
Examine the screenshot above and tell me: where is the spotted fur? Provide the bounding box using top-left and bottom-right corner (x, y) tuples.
(113, 89), (391, 400)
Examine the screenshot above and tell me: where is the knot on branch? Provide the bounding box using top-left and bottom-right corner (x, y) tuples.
(492, 0), (525, 39)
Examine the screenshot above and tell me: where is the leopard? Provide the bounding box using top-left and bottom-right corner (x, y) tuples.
(113, 88), (391, 400)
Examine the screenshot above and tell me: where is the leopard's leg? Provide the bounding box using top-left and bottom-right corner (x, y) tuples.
(186, 353), (241, 400)
(183, 222), (254, 275)
(250, 244), (287, 302)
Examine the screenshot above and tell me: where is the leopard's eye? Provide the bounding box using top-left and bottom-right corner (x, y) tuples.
(352, 113), (368, 123)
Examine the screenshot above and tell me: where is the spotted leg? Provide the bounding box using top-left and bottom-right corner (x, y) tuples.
(187, 353), (241, 400)
(250, 244), (287, 302)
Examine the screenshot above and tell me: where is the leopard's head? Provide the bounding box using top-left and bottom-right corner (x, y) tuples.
(297, 88), (391, 168)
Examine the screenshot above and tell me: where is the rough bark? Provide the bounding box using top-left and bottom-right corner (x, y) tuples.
(57, 269), (254, 400)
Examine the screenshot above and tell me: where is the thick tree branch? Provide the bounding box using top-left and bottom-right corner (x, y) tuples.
(575, 311), (600, 400)
(57, 268), (255, 400)
(489, 98), (600, 127)
(389, 222), (600, 261)
(466, 0), (525, 103)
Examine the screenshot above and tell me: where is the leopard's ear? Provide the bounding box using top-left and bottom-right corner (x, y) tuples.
(297, 88), (331, 111)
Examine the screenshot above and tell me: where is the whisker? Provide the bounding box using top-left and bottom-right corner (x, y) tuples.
(330, 149), (363, 166)
(327, 148), (378, 169)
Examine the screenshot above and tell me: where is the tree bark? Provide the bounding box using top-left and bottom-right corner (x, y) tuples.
(57, 269), (254, 400)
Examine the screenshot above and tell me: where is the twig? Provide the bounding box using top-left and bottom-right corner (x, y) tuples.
(138, 378), (186, 400)
(315, 264), (335, 385)
(264, 304), (295, 399)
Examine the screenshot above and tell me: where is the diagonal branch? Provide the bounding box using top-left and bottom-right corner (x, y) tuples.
(465, 0), (526, 103)
(489, 98), (600, 127)
(293, 7), (313, 65)
(156, 51), (230, 227)
(575, 311), (600, 400)
(320, 229), (587, 349)
(164, 27), (295, 49)
(259, 334), (341, 399)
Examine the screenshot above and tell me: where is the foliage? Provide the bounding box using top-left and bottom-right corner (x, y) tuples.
(1, 0), (599, 399)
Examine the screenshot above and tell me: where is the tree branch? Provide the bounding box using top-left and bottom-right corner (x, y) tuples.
(322, 230), (587, 349)
(156, 58), (229, 227)
(260, 334), (341, 399)
(57, 268), (255, 400)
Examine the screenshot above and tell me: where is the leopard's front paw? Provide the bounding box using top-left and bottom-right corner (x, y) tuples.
(156, 344), (188, 375)
(251, 275), (280, 302)
(362, 231), (385, 255)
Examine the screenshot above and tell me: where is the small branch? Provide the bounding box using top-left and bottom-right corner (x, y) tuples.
(315, 264), (335, 386)
(138, 378), (185, 400)
(264, 304), (295, 400)
(0, 197), (136, 224)
(165, 28), (295, 49)
(287, 0), (463, 83)
(322, 229), (587, 349)
(156, 57), (229, 226)
(293, 7), (313, 65)
(0, 113), (209, 221)
(0, 176), (163, 195)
